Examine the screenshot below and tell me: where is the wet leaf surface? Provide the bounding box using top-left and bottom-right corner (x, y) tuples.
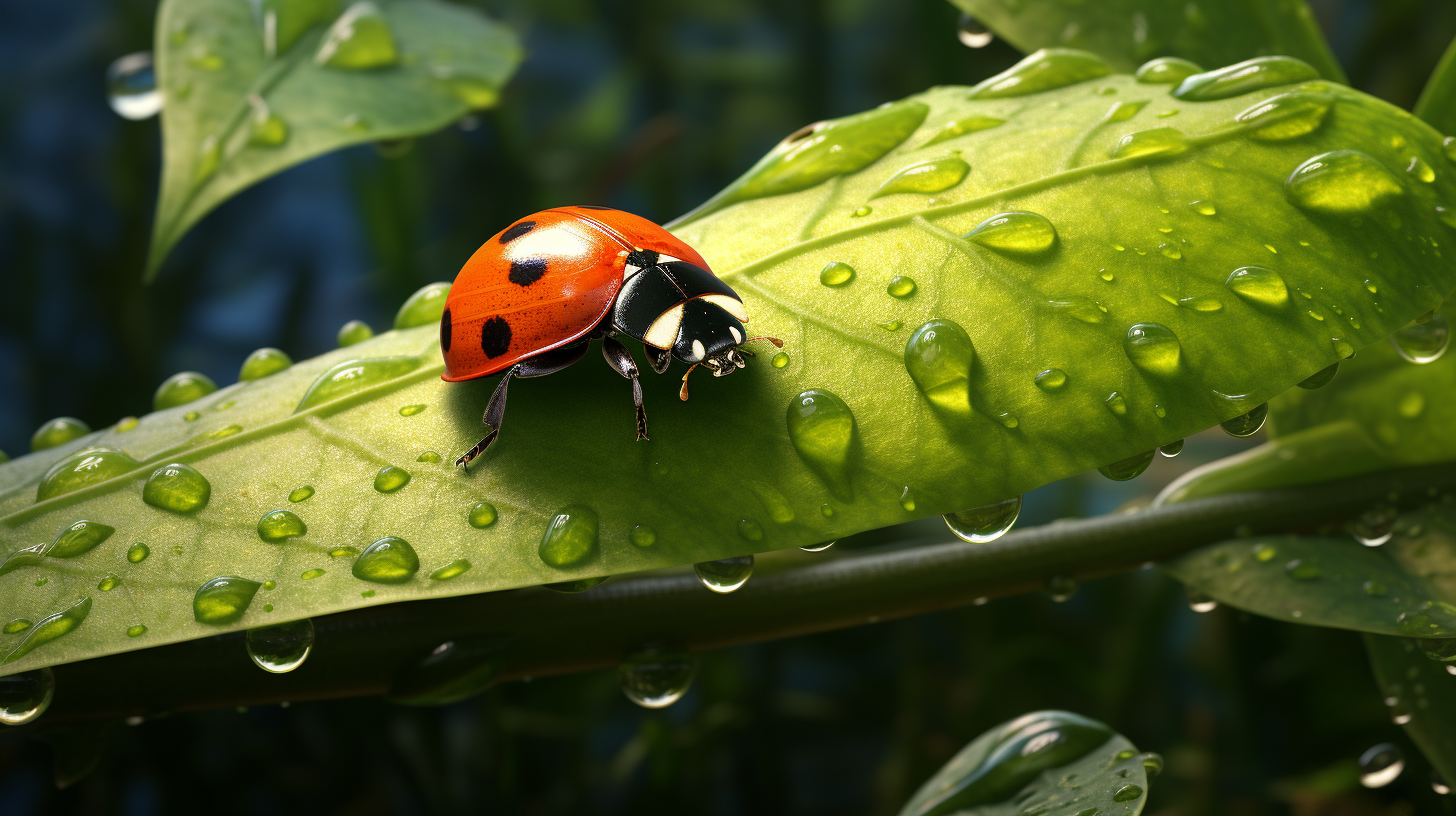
(1364, 633), (1456, 786)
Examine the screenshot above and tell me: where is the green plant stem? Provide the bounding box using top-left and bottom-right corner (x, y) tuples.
(37, 462), (1456, 724)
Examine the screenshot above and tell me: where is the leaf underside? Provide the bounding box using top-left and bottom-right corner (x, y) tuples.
(1364, 633), (1456, 786)
(6, 53), (1456, 675)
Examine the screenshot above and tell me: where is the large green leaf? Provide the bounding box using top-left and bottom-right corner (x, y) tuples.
(898, 710), (1152, 816)
(1416, 35), (1456, 139)
(5, 50), (1456, 676)
(146, 0), (521, 278)
(1365, 633), (1456, 786)
(946, 0), (1345, 83)
(1162, 502), (1456, 636)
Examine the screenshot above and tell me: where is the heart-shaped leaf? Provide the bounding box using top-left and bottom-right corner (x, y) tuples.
(898, 710), (1152, 816)
(946, 0), (1345, 83)
(1365, 633), (1456, 786)
(145, 0), (522, 278)
(5, 50), (1456, 676)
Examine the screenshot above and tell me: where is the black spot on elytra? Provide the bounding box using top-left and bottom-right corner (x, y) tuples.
(498, 221), (535, 243)
(440, 308), (452, 353)
(480, 317), (512, 358)
(575, 204), (612, 210)
(509, 258), (548, 286)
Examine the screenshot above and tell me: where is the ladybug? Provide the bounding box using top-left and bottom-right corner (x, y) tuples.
(441, 205), (782, 468)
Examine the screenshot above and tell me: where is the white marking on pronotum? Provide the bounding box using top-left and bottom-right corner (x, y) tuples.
(644, 304), (684, 349)
(700, 293), (748, 322)
(729, 326), (742, 344)
(691, 339), (706, 361)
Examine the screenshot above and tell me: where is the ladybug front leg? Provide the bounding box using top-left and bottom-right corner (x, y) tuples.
(643, 345), (671, 374)
(601, 336), (649, 441)
(456, 342), (589, 470)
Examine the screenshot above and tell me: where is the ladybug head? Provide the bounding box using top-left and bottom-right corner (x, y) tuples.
(668, 296), (784, 401)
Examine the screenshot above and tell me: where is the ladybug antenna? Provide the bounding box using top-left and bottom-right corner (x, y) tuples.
(679, 363), (703, 401)
(742, 336), (784, 348)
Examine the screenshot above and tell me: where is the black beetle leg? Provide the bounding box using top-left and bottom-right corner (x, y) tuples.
(602, 336), (649, 440)
(456, 341), (589, 469)
(644, 345), (671, 374)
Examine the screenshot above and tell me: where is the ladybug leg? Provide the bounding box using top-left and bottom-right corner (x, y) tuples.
(644, 345), (671, 375)
(601, 336), (649, 441)
(456, 342), (589, 469)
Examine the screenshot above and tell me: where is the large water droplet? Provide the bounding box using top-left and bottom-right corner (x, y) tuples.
(193, 577), (260, 625)
(1160, 439), (1184, 457)
(921, 115), (1004, 148)
(315, 1), (398, 69)
(106, 52), (160, 120)
(1123, 323), (1181, 375)
(903, 319), (974, 414)
(969, 48), (1113, 98)
(49, 520), (115, 558)
(1112, 784), (1145, 803)
(432, 68), (500, 108)
(1035, 368), (1067, 391)
(31, 417), (91, 452)
(1359, 743), (1404, 788)
(238, 347), (293, 381)
(468, 501), (498, 528)
(246, 618), (315, 673)
(5, 598), (92, 663)
(289, 485), (315, 503)
(943, 496), (1022, 543)
(1224, 266), (1288, 307)
(1285, 150), (1405, 214)
(1111, 127), (1187, 159)
(0, 668), (55, 725)
(1220, 403), (1267, 437)
(619, 644), (694, 708)
(394, 281), (451, 329)
(955, 13), (993, 47)
(1098, 450), (1155, 481)
(37, 448), (139, 502)
(887, 276), (917, 298)
(819, 262), (855, 287)
(1351, 505), (1397, 546)
(337, 319), (374, 347)
(964, 211), (1057, 254)
(127, 543), (150, 563)
(1104, 391), (1128, 415)
(1236, 90), (1333, 141)
(1391, 313), (1450, 363)
(873, 157), (970, 197)
(353, 536), (420, 583)
(258, 510), (307, 542)
(695, 556), (754, 593)
(296, 356), (421, 412)
(1134, 56), (1202, 84)
(142, 462), (211, 513)
(1297, 362), (1338, 389)
(154, 371), (218, 412)
(786, 389), (855, 500)
(373, 465), (411, 493)
(539, 505), (599, 568)
(1187, 589), (1218, 612)
(1171, 56), (1319, 101)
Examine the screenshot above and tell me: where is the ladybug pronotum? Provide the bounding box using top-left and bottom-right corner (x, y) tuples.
(440, 205), (781, 468)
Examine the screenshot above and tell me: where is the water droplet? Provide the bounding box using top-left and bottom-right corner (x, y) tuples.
(1351, 505), (1397, 546)
(397, 404), (427, 418)
(873, 157), (970, 197)
(36, 448), (139, 502)
(1398, 391), (1425, 418)
(1171, 56), (1318, 101)
(1433, 771), (1451, 796)
(97, 573), (121, 591)
(853, 205), (873, 217)
(611, 643), (698, 718)
(1123, 323), (1181, 375)
(1048, 296), (1106, 323)
(194, 577), (261, 625)
(394, 281), (450, 329)
(353, 536), (420, 583)
(1111, 127), (1188, 159)
(899, 486), (917, 512)
(1187, 589), (1217, 612)
(1285, 150), (1405, 214)
(694, 556), (754, 593)
(771, 352), (790, 368)
(1035, 368), (1067, 391)
(328, 547), (357, 558)
(921, 115), (1005, 147)
(1160, 439), (1184, 457)
(246, 101), (289, 147)
(819, 262), (855, 287)
(1391, 313), (1449, 363)
(337, 319), (374, 347)
(4, 598), (92, 664)
(1285, 559), (1320, 580)
(1409, 156), (1436, 182)
(0, 668), (55, 725)
(544, 576), (608, 593)
(416, 450), (442, 463)
(468, 501), (498, 528)
(127, 543), (149, 563)
(107, 51), (160, 120)
(143, 463), (211, 513)
(424, 558), (471, 581)
(943, 496), (1022, 543)
(970, 48), (1113, 99)
(1100, 269), (1115, 281)
(1220, 403), (1267, 437)
(246, 618), (314, 673)
(887, 276), (917, 298)
(1104, 391), (1128, 416)
(801, 540), (835, 552)
(1235, 90), (1333, 141)
(2, 620), (27, 635)
(1134, 56), (1202, 84)
(1106, 99), (1149, 123)
(115, 417), (138, 433)
(1298, 362), (1338, 389)
(1364, 579), (1388, 596)
(1045, 575), (1078, 602)
(738, 518), (765, 542)
(315, 1), (398, 69)
(289, 485), (315, 502)
(238, 347), (292, 381)
(1189, 200), (1217, 215)
(1359, 743), (1404, 788)
(786, 389), (856, 500)
(153, 371), (217, 411)
(184, 411), (201, 422)
(955, 13), (993, 48)
(257, 510), (307, 543)
(904, 319), (975, 414)
(964, 211), (1057, 254)
(539, 505), (598, 568)
(630, 525), (657, 547)
(1098, 450), (1156, 481)
(192, 134), (222, 187)
(296, 356), (421, 412)
(386, 635), (508, 705)
(1111, 784), (1144, 803)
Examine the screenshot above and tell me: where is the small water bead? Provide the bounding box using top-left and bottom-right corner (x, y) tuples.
(126, 543), (149, 563)
(1235, 90), (1333, 141)
(388, 282), (450, 330)
(964, 211), (1057, 254)
(786, 389), (856, 500)
(0, 668), (55, 726)
(257, 510), (307, 543)
(354, 536), (420, 583)
(106, 51), (160, 120)
(289, 485), (315, 503)
(1106, 99), (1149, 123)
(153, 371), (217, 411)
(619, 644), (695, 708)
(97, 573), (121, 591)
(336, 320), (374, 347)
(1220, 403), (1267, 437)
(969, 48), (1112, 99)
(315, 1), (398, 69)
(426, 559), (471, 581)
(1098, 450), (1155, 481)
(1297, 362), (1338, 389)
(887, 276), (917, 298)
(36, 448), (140, 502)
(737, 518), (765, 542)
(1123, 323), (1181, 376)
(994, 412), (1018, 428)
(873, 157), (970, 198)
(192, 135), (221, 187)
(1045, 575), (1078, 602)
(629, 525), (657, 547)
(184, 411), (202, 422)
(1050, 296), (1111, 321)
(468, 502), (498, 528)
(237, 347), (294, 382)
(1391, 313), (1450, 363)
(1171, 56), (1318, 101)
(398, 404), (427, 417)
(1186, 589), (1217, 612)
(801, 540), (835, 553)
(1285, 150), (1405, 214)
(263, 581), (276, 590)
(1104, 391), (1128, 416)
(373, 465), (411, 493)
(1034, 369), (1067, 391)
(943, 496), (1022, 544)
(899, 486), (916, 512)
(694, 556), (754, 594)
(1284, 559), (1320, 580)
(31, 417), (91, 452)
(921, 115), (1004, 148)
(193, 576), (262, 625)
(1100, 269), (1115, 281)
(1111, 127), (1188, 160)
(954, 13), (993, 48)
(1399, 391), (1425, 418)
(416, 451), (442, 463)
(852, 205), (872, 217)
(2, 620), (28, 635)
(246, 618), (315, 673)
(1160, 439), (1184, 457)
(1409, 156), (1437, 182)
(1112, 784), (1145, 803)
(771, 352), (789, 368)
(1134, 57), (1202, 84)
(328, 547), (358, 558)
(1351, 505), (1397, 546)
(539, 505), (599, 568)
(124, 624), (148, 639)
(1358, 743), (1405, 788)
(143, 463), (211, 513)
(1364, 579), (1388, 596)
(248, 104), (289, 147)
(1434, 771), (1452, 796)
(903, 319), (975, 414)
(297, 356), (422, 412)
(819, 262), (855, 287)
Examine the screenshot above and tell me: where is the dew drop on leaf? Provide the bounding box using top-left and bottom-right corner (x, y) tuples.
(1134, 56), (1201, 84)
(1297, 362), (1338, 389)
(193, 577), (261, 625)
(429, 559), (472, 580)
(786, 389), (856, 500)
(900, 486), (916, 512)
(538, 506), (599, 568)
(1284, 559), (1320, 580)
(943, 496), (1022, 543)
(771, 352), (789, 368)
(1171, 56), (1318, 101)
(1220, 403), (1267, 437)
(819, 262), (855, 287)
(1186, 589), (1217, 612)
(394, 281), (451, 329)
(354, 536), (420, 583)
(964, 211), (1057, 254)
(315, 1), (399, 69)
(143, 463), (211, 513)
(1111, 784), (1144, 802)
(247, 105), (289, 147)
(737, 518), (764, 542)
(3, 620), (29, 635)
(37, 448), (139, 502)
(1111, 127), (1187, 159)
(969, 48), (1113, 99)
(28, 417), (90, 453)
(1285, 150), (1405, 214)
(107, 51), (160, 120)
(1123, 323), (1181, 375)
(629, 525), (657, 547)
(954, 13), (993, 48)
(619, 644), (694, 708)
(257, 510), (307, 543)
(1104, 391), (1128, 416)
(416, 451), (442, 463)
(920, 115), (1004, 148)
(1098, 450), (1156, 481)
(1391, 313), (1450, 363)
(1160, 439), (1184, 457)
(238, 347), (292, 381)
(1350, 505), (1397, 546)
(694, 556), (754, 594)
(126, 543), (149, 563)
(1235, 90), (1333, 141)
(246, 618), (314, 673)
(468, 501), (498, 528)
(153, 371), (217, 411)
(398, 404), (426, 417)
(0, 668), (54, 725)
(49, 520), (115, 558)
(801, 540), (834, 552)
(872, 157), (970, 197)
(1035, 368), (1067, 391)
(903, 319), (974, 415)
(297, 356), (422, 412)
(1045, 575), (1078, 602)
(1358, 743), (1404, 788)
(887, 276), (917, 298)
(336, 320), (374, 347)
(288, 485), (315, 503)
(97, 573), (121, 592)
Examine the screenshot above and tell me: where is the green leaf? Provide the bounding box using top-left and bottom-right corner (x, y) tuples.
(947, 0), (1346, 83)
(145, 0), (522, 279)
(1364, 633), (1456, 785)
(5, 51), (1456, 675)
(898, 710), (1151, 816)
(1163, 502), (1456, 636)
(1416, 35), (1456, 139)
